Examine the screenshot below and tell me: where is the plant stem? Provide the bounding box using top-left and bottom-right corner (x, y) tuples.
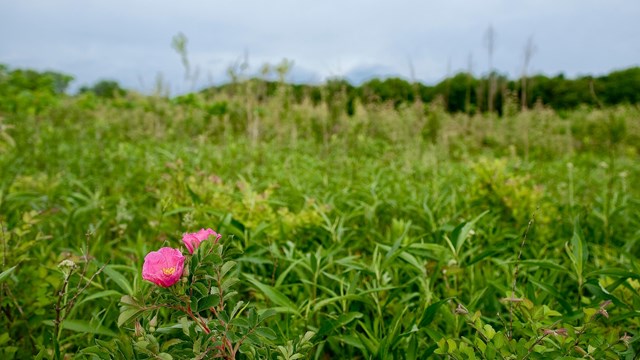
(509, 209), (536, 340)
(53, 273), (71, 360)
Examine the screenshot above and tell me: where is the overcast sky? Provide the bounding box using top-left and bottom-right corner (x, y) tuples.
(1, 0), (639, 94)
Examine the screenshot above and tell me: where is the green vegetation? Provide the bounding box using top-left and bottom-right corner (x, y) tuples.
(205, 66), (640, 114)
(0, 65), (639, 359)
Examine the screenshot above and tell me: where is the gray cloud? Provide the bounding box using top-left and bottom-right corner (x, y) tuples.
(1, 0), (638, 94)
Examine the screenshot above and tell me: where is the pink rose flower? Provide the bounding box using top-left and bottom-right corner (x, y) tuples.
(182, 228), (222, 254)
(142, 247), (185, 287)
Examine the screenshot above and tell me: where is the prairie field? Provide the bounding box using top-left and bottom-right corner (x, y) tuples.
(1, 78), (639, 358)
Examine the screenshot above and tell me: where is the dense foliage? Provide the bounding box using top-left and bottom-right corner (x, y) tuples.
(205, 67), (640, 114)
(0, 66), (639, 359)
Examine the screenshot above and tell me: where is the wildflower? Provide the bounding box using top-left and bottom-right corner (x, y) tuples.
(455, 304), (469, 315)
(620, 333), (632, 347)
(542, 328), (568, 337)
(58, 259), (77, 278)
(142, 247), (185, 287)
(182, 228), (222, 254)
(596, 308), (609, 319)
(596, 300), (612, 319)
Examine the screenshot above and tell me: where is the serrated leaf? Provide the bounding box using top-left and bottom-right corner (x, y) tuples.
(220, 261), (236, 278)
(258, 308), (277, 322)
(120, 295), (138, 306)
(230, 317), (250, 328)
(223, 291), (238, 301)
(161, 338), (183, 352)
(197, 294), (220, 312)
(255, 326), (277, 340)
(221, 277), (240, 292)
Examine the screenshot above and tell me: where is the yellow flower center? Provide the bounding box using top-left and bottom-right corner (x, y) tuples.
(162, 267), (176, 275)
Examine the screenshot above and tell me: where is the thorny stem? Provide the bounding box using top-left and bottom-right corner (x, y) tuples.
(509, 209), (537, 340)
(232, 324), (263, 357)
(209, 300), (234, 357)
(216, 267), (225, 312)
(182, 304), (211, 334)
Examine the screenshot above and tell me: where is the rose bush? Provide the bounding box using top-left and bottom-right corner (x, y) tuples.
(85, 227), (309, 360)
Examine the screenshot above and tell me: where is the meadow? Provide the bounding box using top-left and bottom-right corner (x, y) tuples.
(1, 77), (639, 358)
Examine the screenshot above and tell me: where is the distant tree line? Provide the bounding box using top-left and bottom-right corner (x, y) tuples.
(2, 63), (639, 116)
(207, 66), (640, 115)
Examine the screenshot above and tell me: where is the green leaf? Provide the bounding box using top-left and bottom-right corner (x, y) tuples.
(221, 277), (240, 292)
(161, 339), (183, 352)
(255, 327), (277, 340)
(453, 210), (489, 255)
(570, 219), (589, 278)
(103, 265), (133, 295)
(420, 298), (451, 327)
(316, 312), (363, 338)
(164, 207), (195, 216)
(229, 317), (250, 328)
(230, 300), (247, 319)
(508, 260), (568, 272)
(78, 290), (122, 306)
(586, 268), (640, 280)
(0, 266), (16, 284)
(356, 330), (379, 356)
(258, 308), (277, 322)
(44, 319), (117, 337)
(245, 274), (299, 315)
(331, 334), (365, 350)
(527, 278), (572, 312)
(220, 261), (236, 278)
(197, 294), (220, 312)
(117, 308), (142, 327)
(185, 184), (202, 204)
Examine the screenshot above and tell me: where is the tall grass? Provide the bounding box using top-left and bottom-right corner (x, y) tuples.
(0, 91), (639, 358)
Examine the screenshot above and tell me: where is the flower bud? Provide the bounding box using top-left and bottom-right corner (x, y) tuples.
(149, 315), (158, 328)
(454, 304), (469, 315)
(134, 320), (144, 337)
